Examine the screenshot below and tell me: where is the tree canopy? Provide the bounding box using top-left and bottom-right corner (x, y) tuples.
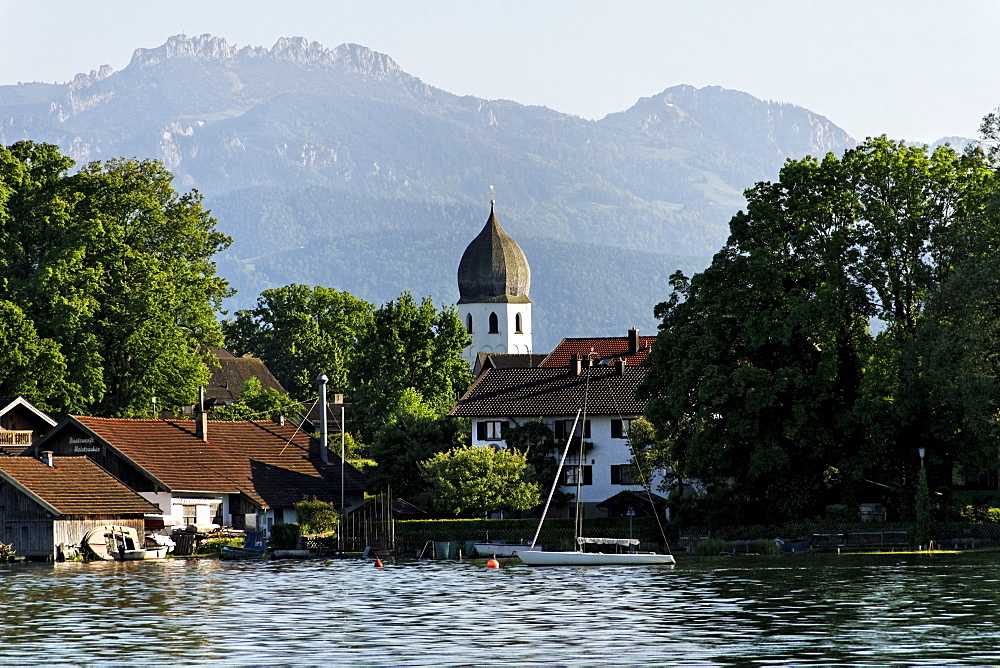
(420, 445), (539, 517)
(349, 293), (472, 441)
(641, 136), (1000, 524)
(0, 141), (231, 416)
(366, 413), (466, 503)
(223, 284), (374, 399)
(209, 377), (303, 423)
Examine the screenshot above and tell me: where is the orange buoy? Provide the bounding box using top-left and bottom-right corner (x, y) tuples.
(374, 557), (384, 568)
(486, 557), (500, 569)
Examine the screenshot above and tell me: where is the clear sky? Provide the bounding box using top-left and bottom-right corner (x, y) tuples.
(2, 1), (997, 144)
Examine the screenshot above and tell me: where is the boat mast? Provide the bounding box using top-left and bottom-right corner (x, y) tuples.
(529, 409), (581, 549)
(574, 351), (593, 548)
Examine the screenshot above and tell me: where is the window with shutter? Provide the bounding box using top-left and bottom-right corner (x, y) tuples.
(611, 419), (632, 439)
(563, 466), (593, 486)
(479, 421), (508, 441)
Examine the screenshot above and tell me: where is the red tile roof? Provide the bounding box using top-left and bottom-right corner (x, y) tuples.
(72, 417), (244, 496)
(69, 417), (365, 509)
(540, 336), (656, 367)
(0, 457), (159, 516)
(449, 365), (647, 418)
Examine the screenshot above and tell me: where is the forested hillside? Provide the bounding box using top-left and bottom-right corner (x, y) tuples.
(0, 34), (856, 350)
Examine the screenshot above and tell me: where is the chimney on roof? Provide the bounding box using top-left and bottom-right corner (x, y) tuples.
(571, 353), (582, 376)
(196, 386), (208, 442)
(615, 359), (626, 375)
(628, 328), (639, 357)
(41, 451), (54, 468)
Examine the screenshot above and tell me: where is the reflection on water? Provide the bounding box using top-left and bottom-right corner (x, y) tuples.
(0, 553), (998, 665)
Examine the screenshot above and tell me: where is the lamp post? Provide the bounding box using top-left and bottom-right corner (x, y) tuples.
(918, 447), (926, 469)
(340, 404), (345, 555)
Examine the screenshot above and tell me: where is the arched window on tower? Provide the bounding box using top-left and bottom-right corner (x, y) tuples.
(489, 312), (499, 334)
(515, 312), (523, 334)
(466, 313), (473, 334)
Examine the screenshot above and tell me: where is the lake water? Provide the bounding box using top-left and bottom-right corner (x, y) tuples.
(1, 552), (999, 665)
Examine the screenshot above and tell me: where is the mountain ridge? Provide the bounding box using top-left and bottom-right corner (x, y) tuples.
(1, 34), (873, 351)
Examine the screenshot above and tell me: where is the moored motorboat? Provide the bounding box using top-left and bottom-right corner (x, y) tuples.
(83, 525), (148, 561)
(220, 531), (268, 560)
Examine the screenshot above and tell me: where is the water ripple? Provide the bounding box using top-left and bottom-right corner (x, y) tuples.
(0, 553), (998, 664)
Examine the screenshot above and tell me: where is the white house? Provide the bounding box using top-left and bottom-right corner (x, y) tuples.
(450, 352), (664, 516)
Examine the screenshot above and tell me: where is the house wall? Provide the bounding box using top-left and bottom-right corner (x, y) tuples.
(0, 479), (53, 558)
(168, 496), (228, 529)
(472, 415), (663, 514)
(261, 507), (297, 536)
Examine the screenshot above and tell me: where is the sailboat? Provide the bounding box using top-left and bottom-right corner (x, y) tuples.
(517, 403), (675, 567)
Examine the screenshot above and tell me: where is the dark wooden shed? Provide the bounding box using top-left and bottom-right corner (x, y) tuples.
(0, 454), (159, 560)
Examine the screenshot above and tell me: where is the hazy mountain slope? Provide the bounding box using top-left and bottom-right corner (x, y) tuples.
(0, 34), (856, 352)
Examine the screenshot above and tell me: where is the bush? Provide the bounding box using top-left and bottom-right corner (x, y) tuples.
(195, 537), (244, 555)
(693, 538), (727, 556)
(755, 538), (780, 555)
(295, 498), (339, 535)
(270, 523), (301, 550)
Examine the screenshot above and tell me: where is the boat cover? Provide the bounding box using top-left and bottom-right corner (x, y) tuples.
(577, 537), (639, 546)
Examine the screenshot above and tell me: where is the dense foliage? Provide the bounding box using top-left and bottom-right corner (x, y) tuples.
(348, 293), (472, 442)
(641, 136), (1000, 524)
(0, 141), (231, 416)
(222, 284), (374, 399)
(294, 498), (339, 535)
(209, 378), (303, 422)
(419, 445), (540, 517)
(503, 420), (572, 508)
(366, 413), (466, 503)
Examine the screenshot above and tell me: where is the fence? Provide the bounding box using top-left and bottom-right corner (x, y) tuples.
(393, 517), (672, 556)
(678, 521), (1000, 551)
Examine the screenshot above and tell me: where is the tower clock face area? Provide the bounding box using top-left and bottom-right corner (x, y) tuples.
(457, 203), (533, 364)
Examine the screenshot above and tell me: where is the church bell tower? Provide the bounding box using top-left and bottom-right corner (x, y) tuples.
(456, 201), (532, 366)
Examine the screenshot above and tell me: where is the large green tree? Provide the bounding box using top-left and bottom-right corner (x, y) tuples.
(641, 137), (1000, 523)
(420, 445), (539, 517)
(504, 420), (572, 508)
(366, 413), (466, 502)
(349, 292), (472, 441)
(223, 284), (375, 399)
(209, 377), (304, 423)
(0, 300), (70, 410)
(0, 141), (232, 416)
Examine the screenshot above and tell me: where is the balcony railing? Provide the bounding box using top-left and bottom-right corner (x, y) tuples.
(0, 431), (32, 446)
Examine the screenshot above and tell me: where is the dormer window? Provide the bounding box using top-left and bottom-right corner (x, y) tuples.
(489, 312), (499, 334)
(515, 312), (523, 334)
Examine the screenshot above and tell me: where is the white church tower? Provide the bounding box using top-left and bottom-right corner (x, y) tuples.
(456, 201), (532, 366)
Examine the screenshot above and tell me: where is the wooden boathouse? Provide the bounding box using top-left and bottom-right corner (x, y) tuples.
(0, 453), (159, 560)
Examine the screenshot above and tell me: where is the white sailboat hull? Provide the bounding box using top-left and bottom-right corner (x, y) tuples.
(517, 550), (675, 566)
(473, 543), (542, 558)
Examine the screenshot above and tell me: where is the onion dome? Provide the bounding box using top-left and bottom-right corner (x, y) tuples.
(457, 204), (531, 304)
